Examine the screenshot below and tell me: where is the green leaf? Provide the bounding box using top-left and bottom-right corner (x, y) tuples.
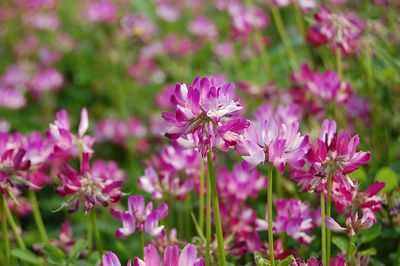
(44, 244), (66, 260)
(349, 167), (367, 182)
(277, 255), (295, 266)
(11, 249), (44, 265)
(375, 167), (398, 193)
(359, 224), (382, 244)
(254, 252), (270, 266)
(332, 236), (348, 253)
(68, 239), (86, 262)
(359, 247), (377, 256)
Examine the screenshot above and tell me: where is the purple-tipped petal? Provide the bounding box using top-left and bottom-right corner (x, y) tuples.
(101, 252), (121, 266)
(178, 244), (198, 266)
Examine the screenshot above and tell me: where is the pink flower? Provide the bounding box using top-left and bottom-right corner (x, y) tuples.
(1, 65), (30, 89)
(84, 0), (116, 24)
(291, 64), (351, 104)
(325, 208), (377, 236)
(47, 108), (95, 158)
(188, 16), (218, 40)
(231, 6), (269, 40)
(121, 14), (156, 41)
(56, 153), (125, 212)
(273, 0), (316, 12)
(111, 195), (168, 238)
(95, 117), (147, 145)
(162, 77), (248, 156)
(30, 68), (64, 96)
(307, 6), (365, 55)
(214, 42), (234, 59)
(217, 163), (266, 202)
(291, 119), (370, 192)
(257, 199), (319, 244)
(239, 114), (309, 173)
(23, 13), (59, 30)
(0, 87), (26, 109)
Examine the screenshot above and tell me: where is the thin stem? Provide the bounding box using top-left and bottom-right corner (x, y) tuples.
(347, 234), (355, 266)
(335, 46), (342, 79)
(139, 231), (145, 259)
(28, 191), (49, 245)
(267, 166), (275, 266)
(205, 159), (212, 266)
(185, 193), (192, 239)
(87, 213), (93, 253)
(199, 160), (205, 234)
(1, 196), (11, 263)
(326, 168), (334, 266)
(90, 210), (103, 255)
(3, 195), (26, 250)
(364, 32), (374, 93)
(321, 193), (327, 266)
(294, 3), (314, 64)
(207, 150), (226, 266)
(271, 7), (297, 70)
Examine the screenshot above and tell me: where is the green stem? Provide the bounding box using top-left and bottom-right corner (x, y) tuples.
(364, 32), (374, 93)
(294, 4), (314, 64)
(3, 195), (26, 250)
(321, 192), (327, 266)
(271, 7), (297, 70)
(199, 160), (205, 234)
(1, 196), (11, 263)
(185, 193), (192, 239)
(87, 214), (93, 253)
(267, 166), (275, 266)
(335, 46), (342, 79)
(347, 234), (355, 266)
(205, 159), (212, 266)
(326, 169), (334, 266)
(90, 211), (103, 255)
(207, 150), (226, 266)
(28, 191), (49, 245)
(139, 231), (145, 259)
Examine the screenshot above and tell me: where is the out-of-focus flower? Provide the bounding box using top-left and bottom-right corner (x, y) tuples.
(272, 0), (316, 12)
(214, 42), (234, 59)
(307, 6), (365, 55)
(325, 208), (377, 236)
(291, 119), (370, 193)
(84, 0), (116, 24)
(163, 34), (197, 57)
(111, 195), (168, 238)
(257, 199), (319, 244)
(345, 95), (371, 127)
(24, 13), (59, 30)
(291, 64), (351, 104)
(239, 111), (309, 173)
(56, 153), (125, 212)
(7, 196), (32, 217)
(0, 87), (26, 109)
(217, 163), (266, 202)
(30, 68), (64, 96)
(188, 16), (218, 40)
(134, 243), (204, 266)
(34, 220), (76, 255)
(253, 103), (302, 127)
(162, 77), (248, 156)
(1, 65), (30, 90)
(128, 57), (164, 85)
(121, 14), (156, 41)
(95, 117), (147, 145)
(231, 6), (269, 40)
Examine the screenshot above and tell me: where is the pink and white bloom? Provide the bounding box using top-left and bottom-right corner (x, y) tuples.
(84, 0), (116, 24)
(111, 195), (168, 239)
(56, 153), (125, 212)
(188, 16), (218, 40)
(325, 208), (377, 236)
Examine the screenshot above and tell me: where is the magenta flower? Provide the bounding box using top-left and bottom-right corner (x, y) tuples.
(291, 64), (351, 104)
(134, 244), (204, 266)
(47, 108), (95, 157)
(162, 77), (248, 156)
(291, 119), (370, 192)
(257, 199), (319, 244)
(23, 13), (59, 31)
(111, 195), (168, 239)
(239, 113), (309, 173)
(217, 163), (266, 202)
(272, 0), (316, 12)
(56, 153), (125, 212)
(1, 64), (30, 89)
(307, 6), (365, 55)
(325, 208), (377, 236)
(84, 0), (116, 24)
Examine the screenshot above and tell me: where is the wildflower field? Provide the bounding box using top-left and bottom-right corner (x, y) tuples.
(1, 0), (400, 265)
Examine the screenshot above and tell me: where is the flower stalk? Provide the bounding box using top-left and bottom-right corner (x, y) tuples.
(326, 167), (334, 266)
(199, 160), (205, 234)
(90, 210), (103, 255)
(29, 190), (49, 245)
(1, 195), (11, 263)
(205, 158), (212, 266)
(3, 194), (26, 250)
(268, 165), (275, 266)
(207, 150), (226, 266)
(321, 192), (327, 266)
